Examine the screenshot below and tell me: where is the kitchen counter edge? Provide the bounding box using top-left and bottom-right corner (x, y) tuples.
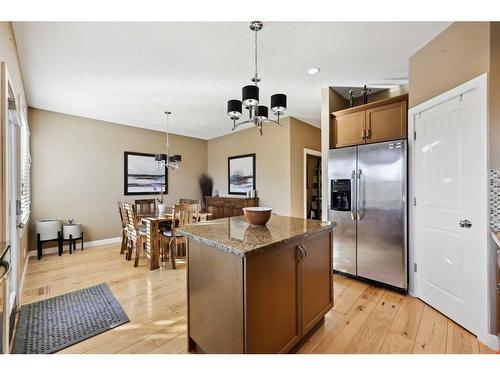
(179, 220), (336, 257)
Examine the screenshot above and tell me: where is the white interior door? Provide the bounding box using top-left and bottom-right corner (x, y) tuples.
(7, 109), (19, 314)
(414, 75), (488, 340)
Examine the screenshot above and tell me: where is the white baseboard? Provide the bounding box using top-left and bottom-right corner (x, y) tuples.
(14, 253), (31, 310)
(19, 253), (29, 294)
(485, 334), (499, 351)
(29, 236), (121, 257)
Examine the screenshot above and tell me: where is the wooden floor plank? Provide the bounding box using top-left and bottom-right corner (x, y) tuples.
(345, 291), (404, 353)
(389, 296), (425, 340)
(479, 341), (497, 354)
(19, 244), (492, 354)
(359, 285), (385, 304)
(413, 305), (448, 354)
(312, 297), (377, 353)
(333, 278), (370, 314)
(446, 320), (479, 354)
(379, 332), (415, 354)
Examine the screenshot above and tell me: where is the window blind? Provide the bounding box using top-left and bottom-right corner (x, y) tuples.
(19, 108), (31, 225)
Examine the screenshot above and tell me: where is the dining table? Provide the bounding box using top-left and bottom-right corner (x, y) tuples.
(139, 210), (211, 271)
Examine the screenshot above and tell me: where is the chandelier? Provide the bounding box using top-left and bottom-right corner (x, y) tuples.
(226, 21), (287, 135)
(155, 111), (181, 170)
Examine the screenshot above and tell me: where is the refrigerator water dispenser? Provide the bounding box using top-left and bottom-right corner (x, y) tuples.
(330, 179), (351, 211)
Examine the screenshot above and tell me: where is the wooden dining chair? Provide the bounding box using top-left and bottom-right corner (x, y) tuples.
(118, 202), (128, 255)
(179, 199), (203, 221)
(135, 199), (156, 217)
(122, 202), (148, 267)
(160, 203), (199, 269)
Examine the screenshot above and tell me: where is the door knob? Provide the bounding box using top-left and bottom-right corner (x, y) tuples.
(459, 219), (472, 228)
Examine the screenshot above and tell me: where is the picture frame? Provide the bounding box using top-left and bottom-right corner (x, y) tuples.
(124, 151), (168, 195)
(228, 153), (256, 195)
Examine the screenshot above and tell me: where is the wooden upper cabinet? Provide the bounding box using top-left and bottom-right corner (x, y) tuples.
(365, 100), (407, 143)
(331, 111), (365, 148)
(330, 94), (408, 149)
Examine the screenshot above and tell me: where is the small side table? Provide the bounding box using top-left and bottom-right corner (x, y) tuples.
(36, 232), (62, 259)
(62, 224), (83, 254)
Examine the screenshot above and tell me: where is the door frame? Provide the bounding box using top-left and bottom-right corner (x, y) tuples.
(408, 73), (491, 345)
(7, 97), (20, 315)
(303, 148), (322, 218)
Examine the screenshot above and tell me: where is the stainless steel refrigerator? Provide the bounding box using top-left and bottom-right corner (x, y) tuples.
(328, 140), (407, 290)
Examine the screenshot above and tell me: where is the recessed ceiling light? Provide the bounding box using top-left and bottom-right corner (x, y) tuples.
(307, 67), (320, 76)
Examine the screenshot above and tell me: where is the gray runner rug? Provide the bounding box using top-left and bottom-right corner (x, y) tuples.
(13, 283), (129, 354)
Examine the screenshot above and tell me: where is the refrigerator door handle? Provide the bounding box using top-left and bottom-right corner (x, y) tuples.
(356, 169), (363, 220)
(350, 170), (356, 221)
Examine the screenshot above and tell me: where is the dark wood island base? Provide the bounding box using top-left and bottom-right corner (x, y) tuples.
(180, 215), (335, 354)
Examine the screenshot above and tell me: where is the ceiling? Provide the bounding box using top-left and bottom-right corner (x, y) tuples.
(12, 22), (450, 140)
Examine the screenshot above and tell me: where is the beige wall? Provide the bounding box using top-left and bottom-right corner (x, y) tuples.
(409, 22), (491, 108)
(490, 23), (500, 169)
(207, 118), (292, 215)
(289, 117), (321, 217)
(29, 108), (207, 249)
(330, 88), (350, 113)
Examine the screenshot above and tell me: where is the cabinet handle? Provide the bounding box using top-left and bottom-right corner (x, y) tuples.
(361, 130), (365, 140)
(299, 245), (307, 260)
(295, 246), (303, 263)
(295, 245), (306, 263)
(366, 128), (371, 139)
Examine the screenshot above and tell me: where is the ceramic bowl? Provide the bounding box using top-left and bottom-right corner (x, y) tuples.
(242, 207), (272, 226)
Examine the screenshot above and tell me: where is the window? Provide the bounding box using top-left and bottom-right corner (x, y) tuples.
(19, 106), (31, 225)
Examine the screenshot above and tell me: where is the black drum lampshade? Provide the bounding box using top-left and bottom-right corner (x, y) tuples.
(169, 155), (182, 163)
(154, 154), (166, 162)
(257, 105), (269, 120)
(242, 85), (259, 107)
(227, 99), (242, 120)
(271, 93), (287, 115)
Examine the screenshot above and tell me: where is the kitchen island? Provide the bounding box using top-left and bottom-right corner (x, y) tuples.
(178, 215), (335, 354)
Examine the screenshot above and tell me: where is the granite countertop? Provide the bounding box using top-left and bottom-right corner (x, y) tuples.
(178, 215), (335, 257)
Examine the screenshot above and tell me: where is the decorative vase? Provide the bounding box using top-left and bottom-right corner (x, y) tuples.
(63, 223), (82, 240)
(158, 203), (166, 215)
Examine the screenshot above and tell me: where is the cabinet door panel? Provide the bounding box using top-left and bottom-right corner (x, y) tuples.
(301, 230), (333, 334)
(245, 243), (301, 353)
(188, 241), (244, 353)
(366, 100), (407, 143)
(332, 111), (366, 148)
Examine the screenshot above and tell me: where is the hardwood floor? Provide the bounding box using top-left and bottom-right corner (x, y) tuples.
(20, 244), (495, 354)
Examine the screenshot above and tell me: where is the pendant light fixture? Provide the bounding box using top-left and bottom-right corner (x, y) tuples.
(226, 21), (287, 135)
(155, 111), (181, 170)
